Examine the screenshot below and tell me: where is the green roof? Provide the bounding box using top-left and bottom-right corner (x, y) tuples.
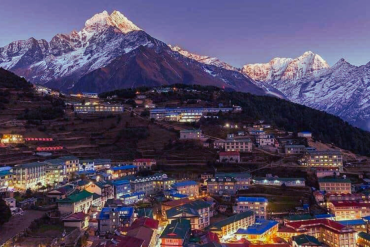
(206, 211), (254, 231)
(292, 234), (321, 245)
(166, 200), (211, 218)
(318, 178), (351, 183)
(136, 208), (153, 219)
(57, 190), (93, 203)
(359, 232), (370, 242)
(160, 219), (191, 240)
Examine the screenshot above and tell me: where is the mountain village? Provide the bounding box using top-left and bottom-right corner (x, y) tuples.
(0, 82), (370, 247)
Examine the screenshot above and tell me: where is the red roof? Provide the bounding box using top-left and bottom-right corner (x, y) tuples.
(63, 212), (86, 222)
(285, 219), (355, 233)
(114, 235), (144, 247)
(219, 151), (240, 156)
(130, 217), (159, 230)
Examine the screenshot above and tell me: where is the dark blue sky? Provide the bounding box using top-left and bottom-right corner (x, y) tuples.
(1, 0), (369, 67)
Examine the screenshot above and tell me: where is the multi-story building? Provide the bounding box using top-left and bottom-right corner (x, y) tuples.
(0, 167), (13, 192)
(172, 181), (199, 198)
(150, 107), (233, 122)
(74, 104), (124, 114)
(98, 206), (134, 234)
(235, 220), (279, 243)
(57, 190), (94, 215)
(234, 197), (268, 220)
(165, 200), (211, 229)
(215, 172), (251, 191)
(223, 138), (252, 152)
(301, 150), (343, 172)
(110, 179), (131, 198)
(46, 156), (79, 176)
(280, 219), (356, 247)
(318, 178), (351, 194)
(45, 162), (66, 186)
(11, 162), (47, 190)
(291, 234), (322, 247)
(179, 129), (203, 140)
(256, 134), (275, 147)
(79, 159), (95, 171)
(159, 219), (191, 247)
(206, 177), (237, 195)
(107, 165), (137, 179)
(253, 177), (305, 187)
(85, 181), (114, 204)
(130, 173), (173, 195)
(0, 134), (25, 144)
(206, 211), (255, 238)
(94, 159), (111, 170)
(358, 232), (370, 247)
(285, 145), (306, 155)
(133, 159), (156, 170)
(328, 201), (370, 220)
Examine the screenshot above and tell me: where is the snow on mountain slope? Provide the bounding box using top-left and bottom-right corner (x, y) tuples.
(243, 51), (370, 131)
(169, 45), (237, 71)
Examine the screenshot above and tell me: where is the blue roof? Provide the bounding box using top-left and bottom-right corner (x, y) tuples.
(98, 207), (134, 220)
(172, 181), (197, 187)
(236, 220), (278, 235)
(77, 170), (96, 175)
(338, 219), (366, 226)
(111, 165), (136, 171)
(111, 179), (130, 186)
(299, 131), (312, 134)
(314, 214), (335, 219)
(237, 197), (268, 203)
(362, 216), (370, 221)
(171, 193), (188, 199)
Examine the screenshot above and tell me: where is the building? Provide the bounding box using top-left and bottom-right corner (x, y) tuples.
(161, 198), (192, 213)
(4, 197), (16, 208)
(165, 200), (211, 229)
(223, 138), (252, 152)
(298, 132), (312, 138)
(235, 219), (278, 243)
(0, 167), (13, 192)
(94, 159), (112, 170)
(280, 219), (356, 247)
(107, 165), (137, 179)
(121, 191), (145, 205)
(256, 134), (275, 147)
(291, 234), (322, 247)
(150, 107), (233, 122)
(0, 134), (25, 144)
(301, 150), (343, 172)
(179, 129), (203, 140)
(234, 197), (268, 220)
(285, 145), (306, 155)
(358, 232), (370, 247)
(253, 177), (305, 187)
(62, 212), (89, 229)
(11, 162), (47, 190)
(219, 151), (241, 163)
(79, 159), (95, 171)
(45, 162), (66, 186)
(110, 179), (131, 198)
(207, 177), (237, 195)
(206, 211), (255, 239)
(159, 219), (191, 247)
(215, 172), (251, 191)
(82, 92), (99, 98)
(318, 178), (351, 194)
(328, 201), (370, 220)
(133, 159), (156, 170)
(85, 181), (114, 204)
(74, 104), (124, 114)
(98, 206), (134, 233)
(130, 173), (174, 195)
(57, 190), (94, 215)
(172, 181), (199, 198)
(46, 156), (79, 176)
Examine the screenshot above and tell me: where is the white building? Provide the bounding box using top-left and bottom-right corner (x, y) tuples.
(234, 197), (268, 220)
(298, 131), (312, 138)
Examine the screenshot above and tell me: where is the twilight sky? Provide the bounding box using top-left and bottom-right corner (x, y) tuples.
(1, 0), (369, 67)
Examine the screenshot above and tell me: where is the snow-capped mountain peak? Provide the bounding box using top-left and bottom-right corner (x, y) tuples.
(84, 10), (141, 33)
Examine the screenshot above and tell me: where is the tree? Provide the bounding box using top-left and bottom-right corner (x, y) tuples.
(0, 198), (11, 226)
